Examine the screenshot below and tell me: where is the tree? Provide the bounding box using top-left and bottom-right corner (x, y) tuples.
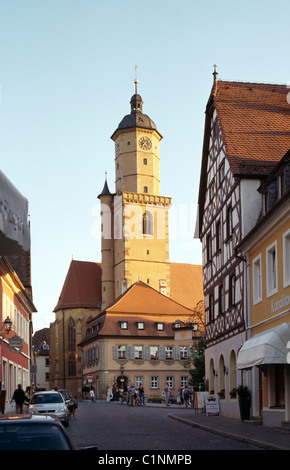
(182, 336), (206, 390)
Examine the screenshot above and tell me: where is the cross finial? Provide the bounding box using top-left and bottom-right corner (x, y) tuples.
(134, 64), (138, 94)
(213, 64), (218, 83)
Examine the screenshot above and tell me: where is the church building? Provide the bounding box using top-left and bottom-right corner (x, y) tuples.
(49, 80), (204, 398)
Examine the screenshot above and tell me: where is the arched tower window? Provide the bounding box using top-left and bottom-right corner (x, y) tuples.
(142, 211), (153, 235)
(68, 318), (76, 376)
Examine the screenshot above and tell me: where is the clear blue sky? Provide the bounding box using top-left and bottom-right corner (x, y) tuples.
(0, 0), (289, 331)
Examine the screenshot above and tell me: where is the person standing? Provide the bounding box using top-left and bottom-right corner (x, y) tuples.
(164, 382), (170, 406)
(106, 386), (112, 402)
(128, 385), (136, 406)
(138, 384), (145, 405)
(12, 384), (25, 414)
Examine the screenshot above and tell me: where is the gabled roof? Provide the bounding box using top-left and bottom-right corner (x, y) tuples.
(79, 280), (203, 345)
(105, 280), (196, 316)
(198, 79), (290, 236)
(54, 260), (102, 312)
(213, 81), (290, 176)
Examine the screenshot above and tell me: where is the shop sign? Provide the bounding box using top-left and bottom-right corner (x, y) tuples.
(9, 335), (23, 353)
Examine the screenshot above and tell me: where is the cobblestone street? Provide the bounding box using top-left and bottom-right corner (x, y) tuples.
(66, 401), (261, 451)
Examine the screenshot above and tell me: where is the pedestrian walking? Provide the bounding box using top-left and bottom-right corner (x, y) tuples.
(12, 384), (25, 414)
(182, 385), (191, 408)
(89, 388), (96, 402)
(164, 382), (170, 406)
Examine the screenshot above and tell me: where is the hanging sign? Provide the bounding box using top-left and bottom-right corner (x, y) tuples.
(9, 335), (23, 353)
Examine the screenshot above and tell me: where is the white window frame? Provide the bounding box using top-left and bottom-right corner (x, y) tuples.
(135, 376), (143, 388)
(180, 346), (188, 360)
(150, 346), (159, 360)
(117, 345), (126, 359)
(283, 229), (290, 288)
(181, 376), (188, 388)
(134, 346), (143, 359)
(165, 346), (173, 360)
(266, 241), (278, 297)
(166, 376), (174, 388)
(150, 376), (159, 389)
(252, 254), (262, 304)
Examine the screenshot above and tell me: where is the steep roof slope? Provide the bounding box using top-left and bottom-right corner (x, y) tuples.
(54, 260), (102, 312)
(214, 81), (290, 176)
(170, 263), (204, 310)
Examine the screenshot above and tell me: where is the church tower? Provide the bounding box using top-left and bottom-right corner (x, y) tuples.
(99, 79), (171, 309)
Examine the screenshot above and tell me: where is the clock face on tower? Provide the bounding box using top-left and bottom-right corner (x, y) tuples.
(138, 136), (152, 151)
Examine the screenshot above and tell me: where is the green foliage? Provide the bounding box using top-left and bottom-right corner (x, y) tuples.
(182, 336), (206, 389)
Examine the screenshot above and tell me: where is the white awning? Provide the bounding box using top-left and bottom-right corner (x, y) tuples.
(237, 322), (290, 369)
(0, 171), (30, 255)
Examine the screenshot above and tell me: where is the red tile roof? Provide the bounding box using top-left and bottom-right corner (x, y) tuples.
(79, 280), (204, 344)
(213, 81), (290, 176)
(170, 263), (204, 309)
(54, 260), (102, 312)
(105, 281), (196, 317)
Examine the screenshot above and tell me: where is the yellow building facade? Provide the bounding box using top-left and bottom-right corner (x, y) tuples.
(99, 87), (172, 309)
(238, 151), (290, 427)
(79, 281), (204, 401)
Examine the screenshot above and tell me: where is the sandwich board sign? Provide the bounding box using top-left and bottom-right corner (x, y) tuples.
(195, 391), (209, 410)
(205, 394), (220, 415)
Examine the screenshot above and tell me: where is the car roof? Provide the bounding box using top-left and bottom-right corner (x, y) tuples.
(0, 414), (61, 424)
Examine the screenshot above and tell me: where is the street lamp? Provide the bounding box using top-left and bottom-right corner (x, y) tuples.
(0, 317), (13, 338)
(120, 364), (124, 392)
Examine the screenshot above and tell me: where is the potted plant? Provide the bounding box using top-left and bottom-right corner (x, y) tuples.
(229, 388), (237, 398)
(217, 389), (225, 399)
(237, 385), (251, 421)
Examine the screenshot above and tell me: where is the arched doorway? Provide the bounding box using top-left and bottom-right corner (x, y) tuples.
(117, 374), (128, 392)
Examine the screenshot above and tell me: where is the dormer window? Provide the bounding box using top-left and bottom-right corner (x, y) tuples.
(157, 323), (164, 331)
(120, 321), (128, 330)
(137, 322), (144, 330)
(280, 171), (285, 197)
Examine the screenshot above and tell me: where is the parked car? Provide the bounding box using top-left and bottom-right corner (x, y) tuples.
(28, 390), (69, 427)
(0, 414), (76, 450)
(58, 389), (72, 404)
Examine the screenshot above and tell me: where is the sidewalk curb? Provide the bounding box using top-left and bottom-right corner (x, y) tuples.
(168, 414), (289, 450)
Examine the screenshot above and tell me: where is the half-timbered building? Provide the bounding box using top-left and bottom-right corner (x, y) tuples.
(198, 71), (290, 418)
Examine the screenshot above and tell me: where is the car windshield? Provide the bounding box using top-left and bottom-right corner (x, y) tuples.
(31, 393), (63, 404)
(0, 423), (72, 450)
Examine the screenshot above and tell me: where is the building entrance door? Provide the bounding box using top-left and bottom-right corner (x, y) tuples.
(117, 374), (128, 392)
